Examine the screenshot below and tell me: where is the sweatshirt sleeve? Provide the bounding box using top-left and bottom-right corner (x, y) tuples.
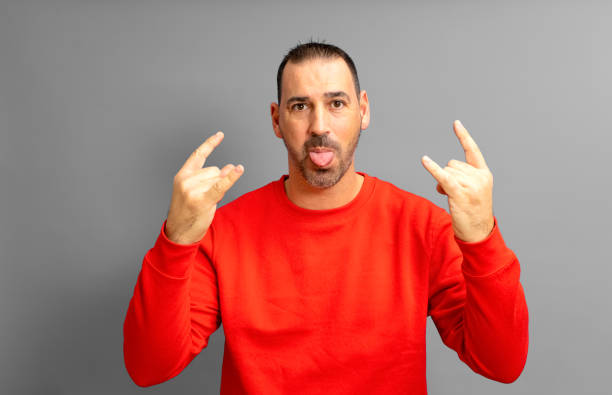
(427, 211), (529, 383)
(123, 220), (222, 387)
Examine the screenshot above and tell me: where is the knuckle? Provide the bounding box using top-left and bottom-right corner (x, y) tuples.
(186, 189), (199, 201)
(204, 139), (215, 149)
(479, 169), (493, 182)
(229, 171), (240, 182)
(187, 190), (205, 206)
(181, 184), (193, 199)
(178, 180), (191, 195)
(173, 172), (182, 184)
(212, 182), (224, 195)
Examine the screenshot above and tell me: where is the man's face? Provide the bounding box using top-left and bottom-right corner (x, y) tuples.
(271, 57), (370, 188)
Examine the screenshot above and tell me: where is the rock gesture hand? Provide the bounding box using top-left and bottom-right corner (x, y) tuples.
(421, 120), (494, 243)
(165, 131), (244, 245)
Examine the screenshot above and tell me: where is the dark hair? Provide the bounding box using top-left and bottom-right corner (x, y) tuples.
(276, 40), (361, 103)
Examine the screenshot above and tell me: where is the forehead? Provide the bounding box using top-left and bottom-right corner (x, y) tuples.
(281, 57), (356, 101)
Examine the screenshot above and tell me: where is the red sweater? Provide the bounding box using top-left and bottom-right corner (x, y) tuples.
(123, 172), (529, 394)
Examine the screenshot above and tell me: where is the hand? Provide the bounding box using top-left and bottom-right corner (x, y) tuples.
(421, 120), (494, 243)
(165, 131), (244, 245)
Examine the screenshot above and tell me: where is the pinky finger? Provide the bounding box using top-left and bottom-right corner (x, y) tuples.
(422, 155), (460, 195)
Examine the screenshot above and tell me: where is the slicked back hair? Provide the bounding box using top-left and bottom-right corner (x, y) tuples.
(276, 41), (361, 104)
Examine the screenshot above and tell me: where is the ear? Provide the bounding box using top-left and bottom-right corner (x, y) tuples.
(359, 90), (370, 130)
(270, 102), (282, 139)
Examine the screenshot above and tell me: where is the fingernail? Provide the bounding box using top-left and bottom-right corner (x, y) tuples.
(455, 120), (462, 127)
(235, 164), (244, 172)
(423, 155), (431, 162)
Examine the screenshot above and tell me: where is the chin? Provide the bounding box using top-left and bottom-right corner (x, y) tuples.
(301, 164), (348, 188)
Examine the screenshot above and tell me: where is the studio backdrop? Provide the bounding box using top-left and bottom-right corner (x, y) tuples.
(0, 1), (610, 394)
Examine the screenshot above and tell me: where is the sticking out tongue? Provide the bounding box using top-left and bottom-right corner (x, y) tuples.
(309, 151), (334, 167)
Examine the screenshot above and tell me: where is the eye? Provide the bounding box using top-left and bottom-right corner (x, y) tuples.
(331, 100), (345, 109)
(292, 103), (307, 111)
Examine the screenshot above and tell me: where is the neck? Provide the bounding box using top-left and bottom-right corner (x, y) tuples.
(284, 164), (365, 210)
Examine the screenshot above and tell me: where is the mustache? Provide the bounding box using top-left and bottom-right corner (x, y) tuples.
(303, 134), (341, 152)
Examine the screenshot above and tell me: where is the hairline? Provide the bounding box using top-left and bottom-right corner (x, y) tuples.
(277, 53), (361, 104)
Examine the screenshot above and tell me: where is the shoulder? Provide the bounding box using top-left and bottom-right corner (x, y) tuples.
(369, 174), (445, 215)
(214, 177), (280, 220)
(366, 174), (450, 247)
(366, 174), (450, 239)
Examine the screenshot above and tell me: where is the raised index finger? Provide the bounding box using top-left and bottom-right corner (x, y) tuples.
(182, 131), (224, 172)
(453, 120), (487, 169)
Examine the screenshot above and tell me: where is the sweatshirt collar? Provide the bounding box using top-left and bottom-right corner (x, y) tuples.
(273, 171), (377, 223)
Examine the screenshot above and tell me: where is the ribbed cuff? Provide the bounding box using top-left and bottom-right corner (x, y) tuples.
(455, 217), (516, 277)
(148, 220), (200, 278)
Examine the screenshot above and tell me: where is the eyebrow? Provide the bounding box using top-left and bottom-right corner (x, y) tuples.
(286, 96), (309, 105)
(324, 91), (351, 101)
(286, 91), (351, 105)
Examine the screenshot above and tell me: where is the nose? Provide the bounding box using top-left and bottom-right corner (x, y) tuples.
(309, 105), (329, 136)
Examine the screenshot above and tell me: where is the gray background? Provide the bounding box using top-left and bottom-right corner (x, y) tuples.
(1, 0), (610, 394)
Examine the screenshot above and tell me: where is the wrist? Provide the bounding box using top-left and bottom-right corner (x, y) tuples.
(164, 221), (201, 245)
(454, 216), (495, 243)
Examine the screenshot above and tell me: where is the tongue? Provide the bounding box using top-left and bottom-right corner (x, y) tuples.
(309, 151), (334, 167)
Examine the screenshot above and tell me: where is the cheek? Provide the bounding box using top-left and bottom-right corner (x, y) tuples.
(281, 118), (308, 139)
(331, 114), (360, 135)
(279, 122), (305, 148)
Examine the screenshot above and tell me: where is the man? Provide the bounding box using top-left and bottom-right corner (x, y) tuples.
(123, 42), (529, 394)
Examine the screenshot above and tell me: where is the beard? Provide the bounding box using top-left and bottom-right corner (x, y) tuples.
(280, 127), (362, 188)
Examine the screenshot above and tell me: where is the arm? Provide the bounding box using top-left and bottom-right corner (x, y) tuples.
(428, 212), (529, 383)
(422, 120), (528, 382)
(123, 220), (221, 387)
(123, 131), (243, 386)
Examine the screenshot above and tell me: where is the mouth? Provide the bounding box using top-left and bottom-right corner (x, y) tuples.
(308, 147), (335, 168)
(309, 147), (334, 153)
